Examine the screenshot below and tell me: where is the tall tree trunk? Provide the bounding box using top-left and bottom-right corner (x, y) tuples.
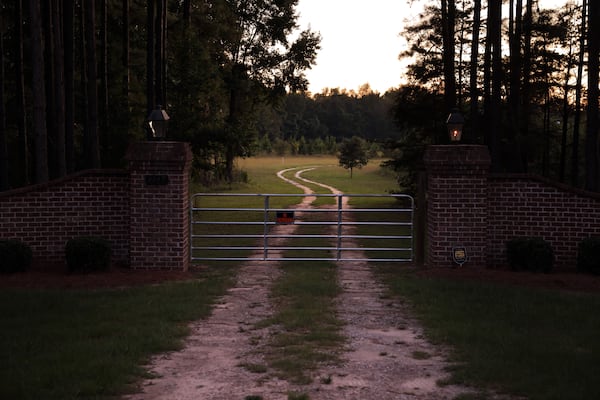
(488, 0), (502, 172)
(0, 25), (8, 190)
(16, 0), (29, 185)
(64, 0), (75, 172)
(468, 0), (481, 142)
(122, 0), (130, 130)
(586, 0), (600, 191)
(99, 0), (109, 158)
(572, 0), (587, 187)
(84, 0), (100, 168)
(542, 63), (551, 177)
(507, 0), (525, 172)
(147, 0), (156, 116)
(456, 0), (466, 107)
(559, 25), (575, 183)
(509, 0), (523, 132)
(52, 0), (67, 178)
(29, 0), (49, 183)
(482, 0), (493, 149)
(520, 0), (534, 172)
(154, 0), (167, 107)
(43, 1), (58, 178)
(162, 0), (168, 107)
(441, 0), (457, 113)
(183, 0), (191, 25)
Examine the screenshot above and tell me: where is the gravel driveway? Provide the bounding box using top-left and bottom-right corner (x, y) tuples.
(125, 167), (479, 400)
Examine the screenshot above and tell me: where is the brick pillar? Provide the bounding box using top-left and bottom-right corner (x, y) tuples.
(126, 142), (192, 270)
(424, 145), (491, 268)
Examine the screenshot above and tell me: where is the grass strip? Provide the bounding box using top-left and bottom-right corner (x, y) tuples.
(259, 225), (344, 384)
(377, 267), (600, 400)
(0, 267), (237, 400)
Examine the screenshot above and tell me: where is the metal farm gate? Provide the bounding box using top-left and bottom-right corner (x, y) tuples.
(190, 193), (413, 262)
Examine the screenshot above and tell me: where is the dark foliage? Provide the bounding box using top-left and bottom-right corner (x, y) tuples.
(65, 236), (111, 273)
(577, 237), (600, 275)
(506, 237), (554, 273)
(0, 239), (32, 274)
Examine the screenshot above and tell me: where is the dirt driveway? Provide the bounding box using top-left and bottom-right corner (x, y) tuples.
(123, 167), (488, 400)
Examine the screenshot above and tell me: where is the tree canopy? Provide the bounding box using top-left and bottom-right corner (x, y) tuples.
(338, 136), (369, 178)
(390, 0), (600, 192)
(0, 0), (321, 189)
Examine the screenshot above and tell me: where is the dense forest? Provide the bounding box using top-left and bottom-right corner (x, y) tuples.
(390, 0), (600, 192)
(0, 0), (324, 188)
(0, 0), (599, 192)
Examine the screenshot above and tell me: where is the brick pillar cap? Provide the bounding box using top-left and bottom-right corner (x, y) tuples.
(125, 141), (192, 163)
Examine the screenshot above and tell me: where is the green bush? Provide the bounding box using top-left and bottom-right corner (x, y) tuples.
(0, 239), (32, 274)
(65, 236), (111, 273)
(506, 237), (554, 273)
(577, 237), (600, 275)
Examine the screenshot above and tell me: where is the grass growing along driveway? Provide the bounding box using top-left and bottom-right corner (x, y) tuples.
(0, 267), (236, 400)
(378, 267), (600, 400)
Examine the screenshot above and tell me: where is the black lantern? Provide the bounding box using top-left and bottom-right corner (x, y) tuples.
(147, 105), (170, 140)
(446, 109), (464, 142)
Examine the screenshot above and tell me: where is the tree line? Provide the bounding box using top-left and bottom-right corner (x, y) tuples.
(389, 0), (600, 192)
(0, 0), (321, 190)
(253, 85), (399, 154)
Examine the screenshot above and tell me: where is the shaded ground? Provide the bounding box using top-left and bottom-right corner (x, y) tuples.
(0, 267), (201, 290)
(3, 264), (600, 294)
(417, 266), (600, 294)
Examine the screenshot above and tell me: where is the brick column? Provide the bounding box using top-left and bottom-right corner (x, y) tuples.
(126, 142), (192, 270)
(424, 145), (491, 268)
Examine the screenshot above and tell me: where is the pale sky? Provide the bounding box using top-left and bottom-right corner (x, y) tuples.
(296, 0), (569, 95)
(297, 0), (421, 94)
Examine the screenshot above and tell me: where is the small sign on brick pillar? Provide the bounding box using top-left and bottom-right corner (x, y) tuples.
(126, 142), (192, 270)
(424, 145), (491, 268)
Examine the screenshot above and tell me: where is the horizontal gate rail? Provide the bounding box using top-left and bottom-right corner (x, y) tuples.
(191, 193), (413, 262)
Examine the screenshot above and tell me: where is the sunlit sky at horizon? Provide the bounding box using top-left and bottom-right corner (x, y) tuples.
(296, 0), (571, 95)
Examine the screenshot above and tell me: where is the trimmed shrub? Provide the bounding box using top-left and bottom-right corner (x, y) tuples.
(506, 238), (529, 271)
(506, 237), (554, 273)
(0, 239), (33, 274)
(577, 237), (600, 275)
(65, 236), (111, 273)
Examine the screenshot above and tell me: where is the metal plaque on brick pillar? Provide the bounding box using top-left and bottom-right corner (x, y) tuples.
(452, 246), (468, 267)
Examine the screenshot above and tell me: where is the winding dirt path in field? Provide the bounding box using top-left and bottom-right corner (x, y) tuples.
(125, 166), (484, 400)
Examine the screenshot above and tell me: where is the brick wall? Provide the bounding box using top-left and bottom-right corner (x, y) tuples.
(0, 141), (193, 271)
(425, 145), (600, 269)
(0, 169), (130, 266)
(488, 174), (600, 268)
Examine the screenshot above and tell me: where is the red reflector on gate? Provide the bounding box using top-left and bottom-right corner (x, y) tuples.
(276, 211), (295, 224)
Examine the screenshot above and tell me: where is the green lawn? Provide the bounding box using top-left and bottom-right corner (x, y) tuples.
(377, 267), (600, 400)
(0, 268), (235, 399)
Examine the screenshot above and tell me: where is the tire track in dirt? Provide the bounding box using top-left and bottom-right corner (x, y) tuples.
(126, 167), (489, 399)
(125, 167), (320, 400)
(289, 169), (479, 399)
